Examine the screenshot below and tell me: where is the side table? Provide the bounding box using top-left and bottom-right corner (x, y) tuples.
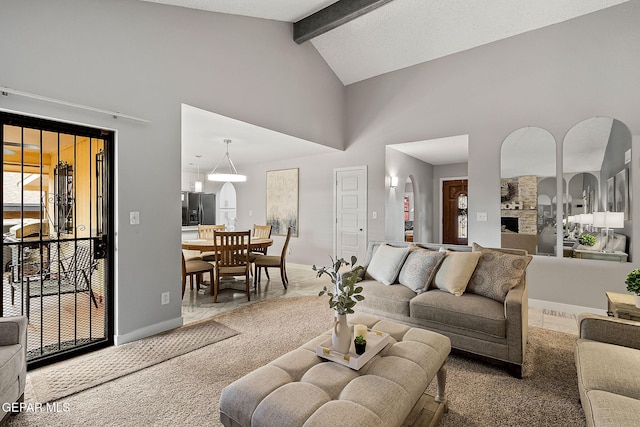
(606, 292), (640, 321)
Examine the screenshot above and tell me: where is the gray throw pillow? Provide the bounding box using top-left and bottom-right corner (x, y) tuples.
(398, 249), (446, 293)
(467, 242), (532, 302)
(365, 244), (410, 285)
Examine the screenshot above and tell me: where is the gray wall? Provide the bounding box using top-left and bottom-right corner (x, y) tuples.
(385, 147), (434, 242)
(3, 0), (640, 344)
(343, 1), (640, 310)
(0, 0), (345, 342)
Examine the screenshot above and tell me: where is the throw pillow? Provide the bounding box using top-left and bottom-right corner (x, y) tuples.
(468, 242), (533, 302)
(433, 251), (481, 296)
(366, 244), (410, 285)
(398, 249), (446, 293)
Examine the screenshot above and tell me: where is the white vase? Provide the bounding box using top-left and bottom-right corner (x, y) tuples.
(635, 295), (640, 309)
(332, 313), (351, 354)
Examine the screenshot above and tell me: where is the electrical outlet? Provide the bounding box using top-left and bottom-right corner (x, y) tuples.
(288, 248), (292, 255)
(161, 292), (170, 305)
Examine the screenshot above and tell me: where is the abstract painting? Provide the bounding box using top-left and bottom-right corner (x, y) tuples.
(607, 177), (615, 212)
(615, 168), (629, 220)
(266, 168), (299, 236)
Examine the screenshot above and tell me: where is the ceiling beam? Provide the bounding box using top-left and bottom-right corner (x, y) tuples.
(293, 0), (395, 44)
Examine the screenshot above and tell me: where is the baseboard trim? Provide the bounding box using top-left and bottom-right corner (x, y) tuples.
(114, 316), (183, 346)
(529, 299), (607, 317)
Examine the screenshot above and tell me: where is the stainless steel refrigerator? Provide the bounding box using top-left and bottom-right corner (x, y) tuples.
(182, 192), (215, 226)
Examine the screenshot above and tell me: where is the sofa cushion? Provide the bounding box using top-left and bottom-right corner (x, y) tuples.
(398, 249), (445, 294)
(581, 390), (640, 427)
(433, 251), (481, 296)
(358, 280), (416, 317)
(468, 243), (532, 302)
(365, 244), (410, 285)
(576, 339), (640, 401)
(410, 290), (506, 338)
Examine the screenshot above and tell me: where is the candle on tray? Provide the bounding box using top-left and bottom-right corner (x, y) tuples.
(354, 324), (368, 340)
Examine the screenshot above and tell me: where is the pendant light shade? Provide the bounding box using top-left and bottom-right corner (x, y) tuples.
(194, 155), (203, 192)
(208, 139), (246, 182)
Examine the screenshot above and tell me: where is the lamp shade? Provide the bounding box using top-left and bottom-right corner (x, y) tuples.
(208, 139), (247, 183)
(594, 211), (624, 228)
(578, 214), (593, 225)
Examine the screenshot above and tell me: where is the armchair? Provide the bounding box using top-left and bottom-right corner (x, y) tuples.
(0, 316), (27, 423)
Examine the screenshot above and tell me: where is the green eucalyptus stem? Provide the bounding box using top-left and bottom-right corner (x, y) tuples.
(313, 255), (365, 315)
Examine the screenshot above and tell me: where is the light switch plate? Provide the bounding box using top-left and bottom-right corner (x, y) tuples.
(130, 211), (140, 225)
(372, 211), (377, 219)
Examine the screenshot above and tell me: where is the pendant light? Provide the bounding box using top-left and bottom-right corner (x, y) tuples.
(207, 139), (246, 182)
(194, 155), (203, 193)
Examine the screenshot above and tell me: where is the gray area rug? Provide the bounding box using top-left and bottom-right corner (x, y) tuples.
(10, 296), (584, 426)
(28, 317), (238, 403)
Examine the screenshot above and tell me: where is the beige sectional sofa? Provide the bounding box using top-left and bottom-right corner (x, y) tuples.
(576, 314), (640, 427)
(353, 241), (531, 377)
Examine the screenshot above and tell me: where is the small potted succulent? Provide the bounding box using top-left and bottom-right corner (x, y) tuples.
(625, 269), (640, 308)
(354, 335), (367, 355)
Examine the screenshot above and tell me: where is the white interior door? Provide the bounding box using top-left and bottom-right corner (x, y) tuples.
(334, 166), (367, 262)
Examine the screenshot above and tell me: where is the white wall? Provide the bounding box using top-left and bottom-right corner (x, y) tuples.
(0, 0), (345, 342)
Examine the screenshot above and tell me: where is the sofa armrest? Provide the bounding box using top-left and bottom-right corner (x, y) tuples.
(504, 279), (528, 365)
(0, 316), (28, 347)
(578, 313), (640, 350)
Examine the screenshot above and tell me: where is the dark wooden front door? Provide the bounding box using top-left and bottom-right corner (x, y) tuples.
(442, 179), (468, 245)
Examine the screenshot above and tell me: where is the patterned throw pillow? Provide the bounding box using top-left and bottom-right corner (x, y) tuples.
(398, 249), (446, 293)
(467, 242), (532, 302)
(433, 251), (482, 296)
(365, 244), (410, 285)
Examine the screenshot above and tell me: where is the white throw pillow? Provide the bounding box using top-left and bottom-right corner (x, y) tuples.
(433, 251), (482, 296)
(366, 244), (410, 285)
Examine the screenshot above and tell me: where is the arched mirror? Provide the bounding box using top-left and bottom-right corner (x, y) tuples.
(403, 177), (415, 242)
(500, 127), (556, 255)
(563, 117), (632, 262)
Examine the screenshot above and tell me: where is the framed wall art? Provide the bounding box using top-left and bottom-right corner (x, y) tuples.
(615, 168), (629, 219)
(266, 168), (299, 236)
(607, 176), (615, 212)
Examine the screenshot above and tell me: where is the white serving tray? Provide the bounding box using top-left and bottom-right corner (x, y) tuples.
(316, 330), (390, 370)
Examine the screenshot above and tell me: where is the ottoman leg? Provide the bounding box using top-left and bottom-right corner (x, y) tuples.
(435, 362), (447, 410)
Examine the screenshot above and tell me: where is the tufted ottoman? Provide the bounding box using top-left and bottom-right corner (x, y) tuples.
(219, 315), (451, 427)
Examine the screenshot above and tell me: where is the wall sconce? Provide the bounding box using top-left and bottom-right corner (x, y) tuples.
(390, 176), (399, 188)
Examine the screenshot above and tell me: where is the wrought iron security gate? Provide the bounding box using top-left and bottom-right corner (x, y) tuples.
(1, 112), (114, 368)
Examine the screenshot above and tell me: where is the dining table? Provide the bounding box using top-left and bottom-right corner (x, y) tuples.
(181, 237), (273, 253)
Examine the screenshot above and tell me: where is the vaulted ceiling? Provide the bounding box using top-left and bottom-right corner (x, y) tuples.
(139, 0), (630, 173)
(142, 0), (629, 85)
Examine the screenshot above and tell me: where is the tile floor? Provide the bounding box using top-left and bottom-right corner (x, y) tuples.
(182, 263), (579, 335)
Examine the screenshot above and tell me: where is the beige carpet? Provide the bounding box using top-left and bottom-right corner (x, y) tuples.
(9, 296), (585, 427)
(27, 317), (238, 403)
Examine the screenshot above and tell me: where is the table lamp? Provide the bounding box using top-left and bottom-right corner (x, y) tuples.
(593, 211), (624, 253)
(578, 214), (593, 234)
